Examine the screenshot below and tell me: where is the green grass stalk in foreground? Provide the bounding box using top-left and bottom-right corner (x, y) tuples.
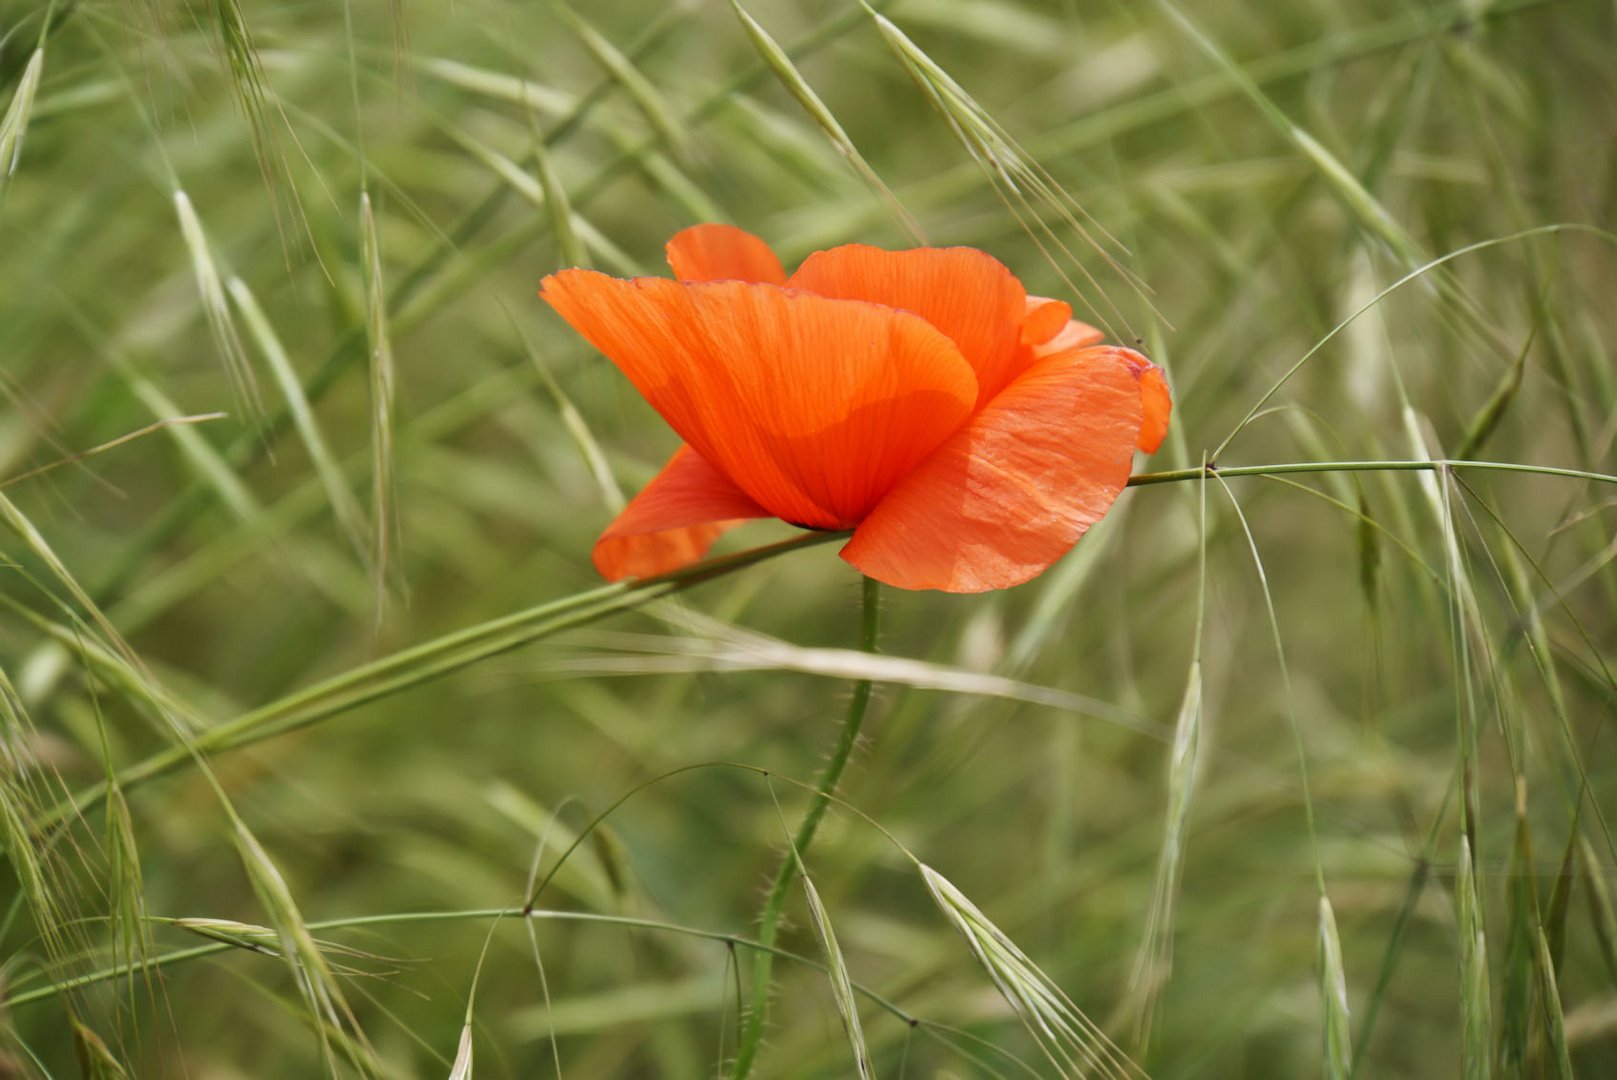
(33, 531), (845, 832)
(731, 575), (881, 1079)
(6, 904), (917, 1024)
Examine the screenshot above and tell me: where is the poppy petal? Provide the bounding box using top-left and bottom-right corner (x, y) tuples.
(841, 345), (1145, 592)
(1034, 316), (1106, 356)
(666, 223), (787, 285)
(541, 271), (978, 528)
(1021, 296), (1073, 345)
(1124, 354), (1171, 454)
(593, 445), (773, 580)
(1036, 334), (1166, 453)
(788, 245), (1027, 405)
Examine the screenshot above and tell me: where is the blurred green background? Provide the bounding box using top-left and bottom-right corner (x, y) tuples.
(1, 0), (1614, 1075)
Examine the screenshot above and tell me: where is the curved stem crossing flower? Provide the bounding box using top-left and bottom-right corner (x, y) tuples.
(542, 224), (1170, 592)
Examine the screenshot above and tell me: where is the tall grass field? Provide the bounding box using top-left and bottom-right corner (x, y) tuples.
(1, 0), (1614, 1076)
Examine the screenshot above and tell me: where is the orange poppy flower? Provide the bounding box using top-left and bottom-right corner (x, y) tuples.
(541, 224), (1170, 592)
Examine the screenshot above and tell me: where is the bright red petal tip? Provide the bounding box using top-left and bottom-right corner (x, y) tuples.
(666, 224), (786, 285)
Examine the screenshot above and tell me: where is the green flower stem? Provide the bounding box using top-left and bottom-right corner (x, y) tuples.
(35, 532), (844, 832)
(730, 574), (881, 1080)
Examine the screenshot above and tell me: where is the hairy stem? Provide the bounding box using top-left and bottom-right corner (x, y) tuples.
(731, 575), (881, 1078)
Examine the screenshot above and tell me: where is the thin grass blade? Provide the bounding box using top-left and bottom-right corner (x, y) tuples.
(448, 1025), (473, 1080)
(801, 874), (875, 1080)
(1153, 0), (1421, 264)
(419, 58), (576, 116)
(126, 373), (260, 523)
(730, 0), (921, 240)
(1357, 486), (1382, 615)
(443, 129), (637, 276)
(360, 191), (400, 622)
(173, 190), (263, 418)
(549, 0), (687, 158)
(1455, 322), (1535, 460)
(1579, 835), (1617, 988)
(71, 1015), (130, 1079)
(231, 815), (379, 1076)
(227, 276), (368, 556)
(1125, 658), (1202, 1046)
(1534, 927), (1574, 1080)
(0, 47), (44, 183)
(1497, 792), (1537, 1073)
(105, 784), (152, 994)
(1457, 835), (1494, 1080)
(512, 323), (623, 511)
(864, 3), (1150, 332)
(174, 916), (283, 955)
(0, 749), (65, 958)
(526, 117), (585, 268)
(1, 600), (201, 734)
(448, 913), (504, 1080)
(0, 492), (159, 680)
(210, 0), (279, 173)
(920, 862), (1143, 1079)
(1319, 895), (1353, 1080)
